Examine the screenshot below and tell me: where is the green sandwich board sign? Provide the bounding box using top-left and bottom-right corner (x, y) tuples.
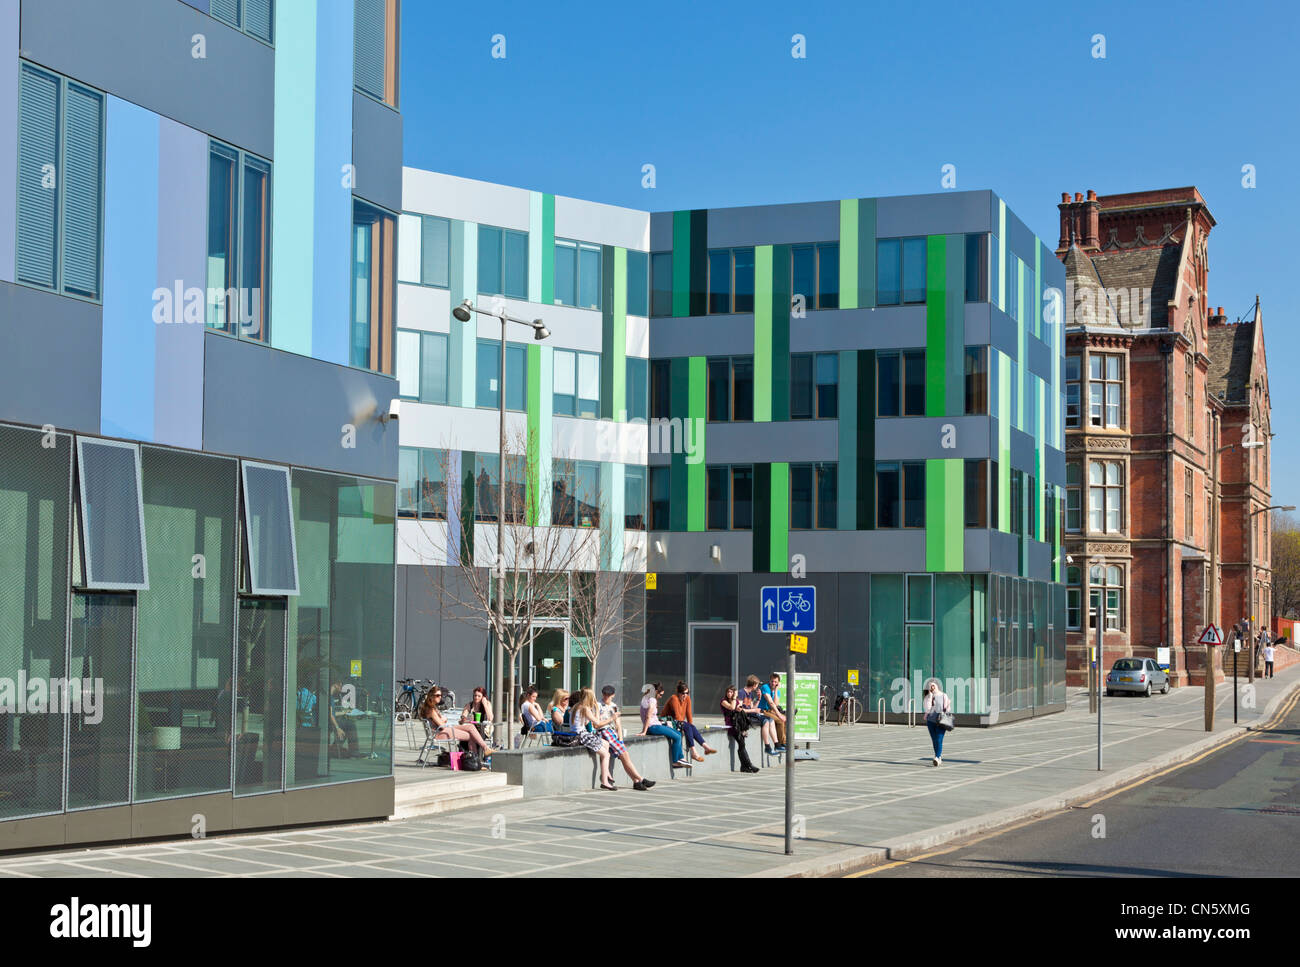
(777, 671), (821, 744)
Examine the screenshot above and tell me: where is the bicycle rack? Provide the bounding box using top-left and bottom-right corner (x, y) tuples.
(907, 699), (916, 728)
(877, 698), (885, 727)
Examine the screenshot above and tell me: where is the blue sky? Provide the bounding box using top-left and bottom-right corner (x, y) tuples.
(401, 0), (1300, 507)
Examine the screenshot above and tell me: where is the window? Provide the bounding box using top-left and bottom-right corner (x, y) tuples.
(1089, 564), (1124, 630)
(207, 142), (271, 340)
(16, 64), (104, 300)
(1185, 467), (1194, 540)
(474, 454), (500, 523)
(964, 347), (988, 415)
(877, 462), (924, 528)
(478, 225), (528, 299)
(965, 234), (989, 302)
(397, 213), (450, 288)
(649, 466), (670, 529)
(77, 439), (149, 590)
(1065, 462), (1081, 532)
(575, 461), (600, 527)
(706, 356), (754, 422)
(625, 466), (646, 530)
(240, 461), (299, 596)
(354, 0), (399, 105)
(706, 465), (755, 530)
(475, 340), (527, 411)
(1065, 356), (1081, 428)
(791, 463), (837, 529)
(1044, 479), (1056, 544)
(351, 199), (395, 372)
(395, 329), (449, 404)
(1066, 566), (1081, 629)
(791, 353), (838, 419)
(876, 237), (926, 306)
(553, 349), (600, 418)
(877, 350), (926, 417)
(1088, 461), (1123, 533)
(650, 252), (673, 317)
(790, 242), (839, 310)
(1185, 354), (1194, 440)
(211, 0), (273, 43)
(650, 359), (671, 419)
(706, 248), (755, 313)
(627, 250), (649, 316)
(1010, 471), (1024, 536)
(398, 447), (447, 520)
(964, 459), (988, 528)
(555, 239), (601, 309)
(1088, 354), (1123, 428)
(626, 357), (649, 422)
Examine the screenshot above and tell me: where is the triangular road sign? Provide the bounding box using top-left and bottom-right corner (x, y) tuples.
(1197, 624), (1223, 646)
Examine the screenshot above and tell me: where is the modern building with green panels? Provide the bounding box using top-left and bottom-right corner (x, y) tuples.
(395, 176), (1067, 725)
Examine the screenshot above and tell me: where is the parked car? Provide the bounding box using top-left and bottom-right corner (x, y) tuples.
(1106, 657), (1169, 697)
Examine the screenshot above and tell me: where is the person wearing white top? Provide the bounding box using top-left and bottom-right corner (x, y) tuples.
(922, 679), (952, 766)
(1263, 642), (1276, 679)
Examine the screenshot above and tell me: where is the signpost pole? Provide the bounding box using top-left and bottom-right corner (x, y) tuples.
(784, 644), (796, 856)
(1096, 607), (1103, 771)
(1233, 631), (1239, 725)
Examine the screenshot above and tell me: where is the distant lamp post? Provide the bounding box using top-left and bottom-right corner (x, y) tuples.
(1247, 502), (1293, 684)
(450, 299), (549, 742)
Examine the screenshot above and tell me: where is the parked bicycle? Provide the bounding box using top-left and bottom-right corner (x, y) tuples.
(395, 678), (453, 720)
(835, 683), (864, 725)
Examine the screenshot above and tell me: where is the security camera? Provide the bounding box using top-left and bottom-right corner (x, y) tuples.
(1066, 554), (1074, 564)
(380, 398), (400, 424)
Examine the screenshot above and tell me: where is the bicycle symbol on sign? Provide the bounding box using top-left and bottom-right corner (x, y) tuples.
(782, 592), (812, 613)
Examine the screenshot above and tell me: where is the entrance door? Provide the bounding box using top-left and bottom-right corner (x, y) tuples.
(688, 624), (737, 714)
(530, 627), (566, 700)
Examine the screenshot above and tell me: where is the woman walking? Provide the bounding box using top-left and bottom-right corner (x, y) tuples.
(922, 679), (951, 766)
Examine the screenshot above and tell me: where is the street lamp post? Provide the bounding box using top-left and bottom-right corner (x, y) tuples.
(1248, 501), (1294, 685)
(451, 299), (550, 745)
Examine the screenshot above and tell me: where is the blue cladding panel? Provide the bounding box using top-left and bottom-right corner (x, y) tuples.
(153, 117), (207, 450)
(311, 2), (355, 366)
(100, 97), (158, 443)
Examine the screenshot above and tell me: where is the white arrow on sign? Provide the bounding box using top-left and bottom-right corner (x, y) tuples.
(765, 599), (775, 622)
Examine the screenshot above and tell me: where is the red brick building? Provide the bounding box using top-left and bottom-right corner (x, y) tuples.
(1055, 187), (1272, 686)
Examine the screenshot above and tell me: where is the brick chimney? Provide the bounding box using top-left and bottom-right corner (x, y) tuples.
(1056, 190), (1103, 256)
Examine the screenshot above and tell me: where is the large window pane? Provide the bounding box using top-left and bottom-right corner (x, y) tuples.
(876, 239), (900, 306)
(504, 229), (528, 299)
(708, 250), (731, 314)
(421, 331), (448, 404)
(732, 358), (754, 421)
(734, 248), (755, 312)
(903, 462), (925, 527)
(395, 330), (419, 398)
(818, 242), (839, 308)
(790, 464), (813, 529)
(904, 350), (926, 416)
(575, 461), (600, 527)
(649, 466), (669, 529)
(816, 464), (837, 528)
(869, 575), (905, 708)
(651, 252), (673, 317)
(67, 594), (133, 809)
(624, 466), (646, 529)
(707, 467), (728, 530)
(708, 358), (731, 422)
(422, 215), (450, 287)
(815, 353), (838, 418)
(577, 351), (600, 418)
(554, 240), (577, 305)
(236, 599), (287, 795)
(578, 244), (602, 309)
(791, 354), (813, 419)
(626, 357), (648, 422)
(418, 449), (447, 519)
(0, 425), (71, 819)
(135, 448), (237, 802)
(553, 349), (576, 416)
(964, 346), (987, 415)
(552, 459), (575, 526)
(478, 225), (502, 296)
(240, 157), (269, 339)
(287, 471), (394, 788)
(398, 447), (419, 517)
(732, 467), (753, 530)
(877, 463), (900, 527)
(206, 147), (236, 330)
(902, 238), (927, 304)
(792, 245), (816, 309)
(877, 353), (901, 417)
(475, 454), (500, 522)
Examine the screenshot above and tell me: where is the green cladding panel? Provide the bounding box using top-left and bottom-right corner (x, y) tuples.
(754, 244), (791, 422)
(925, 458), (964, 572)
(769, 461), (789, 573)
(839, 200), (858, 310)
(540, 193), (555, 306)
(998, 350), (1011, 533)
(686, 355), (707, 531)
(601, 246), (627, 420)
(924, 235), (947, 417)
(858, 198), (877, 309)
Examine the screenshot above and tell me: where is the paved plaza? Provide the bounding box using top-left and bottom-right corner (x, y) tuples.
(2, 670), (1295, 878)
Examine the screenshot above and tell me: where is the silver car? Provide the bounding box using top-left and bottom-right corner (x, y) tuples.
(1106, 657), (1170, 697)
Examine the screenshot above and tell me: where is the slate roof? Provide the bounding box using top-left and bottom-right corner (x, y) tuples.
(1207, 322), (1255, 403)
(1063, 242), (1181, 329)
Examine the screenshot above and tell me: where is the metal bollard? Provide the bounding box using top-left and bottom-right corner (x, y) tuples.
(877, 698), (885, 727)
(907, 699), (916, 728)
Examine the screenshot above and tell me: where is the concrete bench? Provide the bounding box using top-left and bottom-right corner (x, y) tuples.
(491, 726), (731, 797)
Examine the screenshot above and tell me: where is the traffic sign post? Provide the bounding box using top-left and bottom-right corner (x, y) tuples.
(1199, 624), (1222, 732)
(761, 585), (816, 633)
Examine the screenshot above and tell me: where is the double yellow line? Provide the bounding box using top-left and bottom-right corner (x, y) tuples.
(846, 686), (1300, 878)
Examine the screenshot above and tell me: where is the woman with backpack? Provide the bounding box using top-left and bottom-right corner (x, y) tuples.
(720, 685), (759, 773)
(922, 678), (952, 767)
(419, 686), (493, 762)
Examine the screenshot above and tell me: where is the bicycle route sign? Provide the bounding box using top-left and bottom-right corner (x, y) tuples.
(761, 585), (816, 633)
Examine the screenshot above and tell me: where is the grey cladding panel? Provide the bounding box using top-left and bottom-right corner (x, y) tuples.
(790, 307), (926, 352)
(706, 420), (838, 465)
(875, 416), (993, 461)
(21, 0), (274, 156)
(1026, 333), (1052, 382)
(202, 333), (399, 480)
(352, 92), (402, 212)
(706, 201), (839, 248)
(875, 191), (994, 238)
(650, 314), (753, 358)
(0, 281), (101, 432)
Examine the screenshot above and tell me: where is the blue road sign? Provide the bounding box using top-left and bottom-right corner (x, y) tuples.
(760, 585), (816, 633)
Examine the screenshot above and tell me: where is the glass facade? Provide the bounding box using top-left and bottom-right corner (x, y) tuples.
(0, 424), (396, 826)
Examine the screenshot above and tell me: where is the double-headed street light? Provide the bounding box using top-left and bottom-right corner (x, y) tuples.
(1245, 502), (1293, 684)
(451, 299), (549, 744)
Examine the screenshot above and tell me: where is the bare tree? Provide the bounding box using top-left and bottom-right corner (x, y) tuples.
(403, 430), (647, 740)
(569, 561), (647, 694)
(1272, 511), (1300, 622)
